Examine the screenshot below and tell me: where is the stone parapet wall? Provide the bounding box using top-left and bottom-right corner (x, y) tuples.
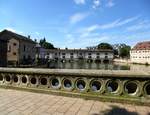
(0, 68), (150, 105)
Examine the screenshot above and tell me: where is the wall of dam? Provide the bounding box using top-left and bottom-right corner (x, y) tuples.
(0, 68), (150, 105)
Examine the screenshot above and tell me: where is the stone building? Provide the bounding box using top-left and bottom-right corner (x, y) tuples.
(130, 41), (150, 64)
(38, 48), (114, 63)
(0, 38), (8, 67)
(0, 30), (36, 65)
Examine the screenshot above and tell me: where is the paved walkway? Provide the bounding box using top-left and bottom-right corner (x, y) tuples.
(0, 89), (149, 115)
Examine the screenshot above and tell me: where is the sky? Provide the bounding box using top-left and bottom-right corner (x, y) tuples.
(0, 0), (150, 48)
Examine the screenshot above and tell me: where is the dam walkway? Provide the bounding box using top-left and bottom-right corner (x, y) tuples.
(0, 88), (149, 115)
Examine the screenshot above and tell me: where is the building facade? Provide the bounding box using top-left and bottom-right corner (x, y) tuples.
(0, 39), (8, 67)
(130, 41), (150, 64)
(0, 30), (36, 65)
(38, 48), (114, 63)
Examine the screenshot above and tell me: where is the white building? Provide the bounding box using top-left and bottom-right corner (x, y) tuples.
(130, 41), (150, 64)
(37, 48), (114, 63)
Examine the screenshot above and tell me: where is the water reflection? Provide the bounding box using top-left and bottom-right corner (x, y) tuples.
(48, 60), (132, 70)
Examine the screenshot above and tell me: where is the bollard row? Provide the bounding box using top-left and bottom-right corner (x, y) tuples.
(0, 73), (150, 98)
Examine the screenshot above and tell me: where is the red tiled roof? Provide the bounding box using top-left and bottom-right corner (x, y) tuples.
(132, 41), (150, 50)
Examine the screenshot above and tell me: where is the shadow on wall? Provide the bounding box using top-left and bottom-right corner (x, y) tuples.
(92, 105), (139, 115)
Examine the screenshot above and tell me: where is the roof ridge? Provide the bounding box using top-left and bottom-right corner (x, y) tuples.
(0, 29), (36, 44)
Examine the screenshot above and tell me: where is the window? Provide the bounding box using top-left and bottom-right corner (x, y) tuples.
(62, 56), (65, 59)
(70, 56), (74, 59)
(70, 53), (73, 55)
(79, 53), (82, 56)
(23, 55), (26, 60)
(97, 53), (99, 55)
(8, 45), (11, 52)
(105, 53), (108, 55)
(88, 56), (91, 59)
(96, 56), (100, 59)
(13, 52), (16, 55)
(23, 45), (26, 52)
(13, 43), (17, 46)
(62, 53), (66, 55)
(55, 53), (57, 56)
(88, 53), (91, 55)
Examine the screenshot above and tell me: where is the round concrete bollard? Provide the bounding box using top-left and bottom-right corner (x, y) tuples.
(50, 77), (61, 89)
(5, 74), (12, 85)
(143, 81), (150, 98)
(40, 77), (48, 88)
(62, 77), (74, 91)
(0, 74), (4, 84)
(21, 75), (30, 87)
(75, 78), (88, 92)
(123, 80), (142, 97)
(89, 78), (104, 93)
(29, 76), (39, 87)
(12, 74), (20, 86)
(105, 79), (123, 95)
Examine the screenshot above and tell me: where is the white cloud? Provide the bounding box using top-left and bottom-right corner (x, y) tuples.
(106, 0), (115, 8)
(99, 19), (120, 29)
(80, 16), (139, 32)
(74, 0), (85, 5)
(92, 0), (101, 9)
(70, 12), (89, 24)
(86, 25), (99, 32)
(126, 20), (150, 31)
(99, 16), (139, 29)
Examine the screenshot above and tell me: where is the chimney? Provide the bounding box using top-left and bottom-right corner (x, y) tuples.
(28, 35), (30, 39)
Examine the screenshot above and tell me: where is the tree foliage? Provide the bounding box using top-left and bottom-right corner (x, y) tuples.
(119, 45), (131, 58)
(97, 43), (113, 50)
(113, 44), (131, 58)
(39, 38), (55, 49)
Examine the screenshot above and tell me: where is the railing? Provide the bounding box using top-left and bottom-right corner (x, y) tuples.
(0, 68), (150, 105)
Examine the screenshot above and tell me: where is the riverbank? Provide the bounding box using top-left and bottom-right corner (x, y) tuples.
(113, 58), (131, 64)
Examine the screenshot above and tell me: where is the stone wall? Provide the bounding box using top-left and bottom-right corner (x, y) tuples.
(0, 68), (150, 105)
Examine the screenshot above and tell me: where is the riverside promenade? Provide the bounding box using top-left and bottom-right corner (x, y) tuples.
(0, 89), (149, 115)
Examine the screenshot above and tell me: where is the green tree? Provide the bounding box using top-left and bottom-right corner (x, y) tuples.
(119, 45), (131, 58)
(39, 38), (55, 49)
(97, 43), (113, 50)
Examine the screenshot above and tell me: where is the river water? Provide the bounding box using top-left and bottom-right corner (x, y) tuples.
(48, 61), (150, 71)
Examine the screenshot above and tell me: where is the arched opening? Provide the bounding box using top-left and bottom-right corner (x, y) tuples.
(6, 75), (11, 82)
(31, 77), (36, 84)
(125, 82), (138, 94)
(0, 75), (3, 81)
(63, 79), (72, 88)
(13, 76), (18, 83)
(51, 78), (59, 87)
(76, 79), (86, 90)
(41, 78), (47, 85)
(22, 76), (27, 83)
(95, 59), (101, 63)
(103, 59), (109, 64)
(91, 81), (101, 92)
(107, 80), (118, 93)
(145, 83), (150, 95)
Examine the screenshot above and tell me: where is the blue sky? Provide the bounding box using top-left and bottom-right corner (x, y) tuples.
(0, 0), (150, 48)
